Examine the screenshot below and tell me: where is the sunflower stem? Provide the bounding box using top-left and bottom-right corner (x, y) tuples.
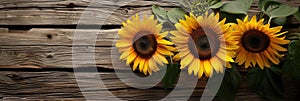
(169, 56), (173, 64)
(268, 17), (273, 24)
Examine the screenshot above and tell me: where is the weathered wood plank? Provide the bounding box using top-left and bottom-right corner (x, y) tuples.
(0, 28), (117, 46)
(0, 46), (115, 69)
(0, 0), (298, 26)
(0, 28), (299, 46)
(0, 71), (267, 100)
(0, 0), (175, 8)
(0, 0), (298, 8)
(0, 28), (299, 69)
(0, 27), (298, 46)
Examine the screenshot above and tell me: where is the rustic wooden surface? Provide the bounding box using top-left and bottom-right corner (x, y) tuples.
(0, 0), (299, 100)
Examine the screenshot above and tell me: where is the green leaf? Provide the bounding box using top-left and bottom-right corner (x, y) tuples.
(220, 11), (246, 23)
(217, 65), (242, 101)
(247, 66), (283, 101)
(152, 5), (168, 23)
(208, 0), (223, 9)
(283, 40), (300, 79)
(258, 0), (279, 12)
(294, 7), (300, 22)
(266, 4), (298, 18)
(258, 0), (297, 22)
(179, 0), (192, 12)
(221, 0), (253, 14)
(167, 8), (186, 24)
(162, 64), (180, 89)
(210, 2), (223, 9)
(272, 17), (287, 25)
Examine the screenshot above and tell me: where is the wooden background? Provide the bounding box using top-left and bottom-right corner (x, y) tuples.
(0, 0), (299, 100)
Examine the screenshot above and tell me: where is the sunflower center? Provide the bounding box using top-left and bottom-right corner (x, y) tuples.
(189, 27), (220, 60)
(133, 32), (157, 59)
(241, 30), (270, 53)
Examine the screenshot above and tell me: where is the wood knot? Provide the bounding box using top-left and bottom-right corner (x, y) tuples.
(46, 53), (55, 58)
(6, 74), (22, 80)
(67, 3), (75, 8)
(47, 34), (52, 39)
(124, 8), (132, 13)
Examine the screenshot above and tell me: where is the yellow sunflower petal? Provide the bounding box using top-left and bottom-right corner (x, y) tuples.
(255, 53), (264, 69)
(139, 59), (145, 72)
(261, 53), (271, 68)
(116, 40), (131, 48)
(157, 47), (174, 56)
(157, 39), (173, 45)
(203, 60), (213, 77)
(244, 53), (252, 68)
(270, 43), (287, 51)
(120, 48), (134, 60)
(143, 60), (149, 75)
(149, 58), (159, 72)
(216, 51), (234, 62)
(126, 52), (137, 65)
(180, 54), (194, 69)
(173, 53), (181, 61)
(133, 57), (140, 71)
(193, 58), (200, 76)
(211, 57), (223, 73)
(157, 54), (169, 64)
(198, 61), (204, 78)
(271, 37), (290, 45)
(153, 54), (164, 66)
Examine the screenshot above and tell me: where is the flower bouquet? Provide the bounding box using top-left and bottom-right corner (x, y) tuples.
(115, 0), (300, 100)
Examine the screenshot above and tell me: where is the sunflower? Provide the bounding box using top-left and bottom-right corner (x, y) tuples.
(170, 12), (238, 78)
(232, 15), (290, 69)
(115, 14), (176, 75)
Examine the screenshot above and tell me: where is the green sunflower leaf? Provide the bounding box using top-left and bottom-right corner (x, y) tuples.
(259, 0), (298, 20)
(152, 5), (168, 23)
(179, 0), (192, 12)
(258, 0), (280, 12)
(247, 66), (283, 101)
(266, 4), (298, 18)
(220, 11), (246, 23)
(294, 7), (300, 22)
(162, 63), (180, 89)
(208, 0), (223, 9)
(283, 40), (300, 79)
(216, 65), (242, 101)
(167, 8), (186, 24)
(272, 17), (287, 25)
(221, 0), (253, 14)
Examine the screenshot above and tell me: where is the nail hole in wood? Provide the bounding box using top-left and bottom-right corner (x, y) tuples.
(67, 3), (75, 8)
(46, 55), (53, 58)
(47, 35), (52, 39)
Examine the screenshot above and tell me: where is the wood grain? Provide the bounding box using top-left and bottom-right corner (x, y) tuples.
(0, 46), (117, 69)
(0, 0), (298, 26)
(0, 0), (299, 100)
(0, 28), (299, 69)
(0, 71), (268, 101)
(0, 28), (117, 46)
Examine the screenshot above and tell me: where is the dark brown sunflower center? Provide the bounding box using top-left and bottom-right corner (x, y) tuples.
(188, 27), (220, 60)
(241, 30), (270, 53)
(133, 32), (157, 59)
